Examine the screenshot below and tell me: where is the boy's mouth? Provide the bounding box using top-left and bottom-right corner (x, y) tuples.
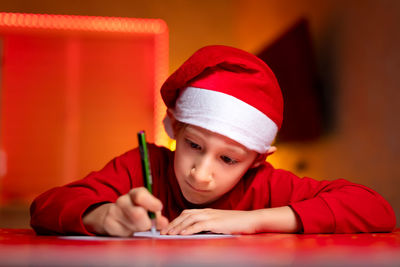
(185, 181), (210, 193)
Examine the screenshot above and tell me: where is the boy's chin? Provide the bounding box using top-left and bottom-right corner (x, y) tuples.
(183, 193), (215, 206)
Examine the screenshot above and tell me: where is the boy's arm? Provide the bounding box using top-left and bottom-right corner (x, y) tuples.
(30, 149), (143, 235)
(270, 169), (396, 233)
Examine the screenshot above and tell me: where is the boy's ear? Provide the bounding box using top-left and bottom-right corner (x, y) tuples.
(167, 109), (185, 137)
(167, 109), (178, 129)
(251, 146), (277, 168)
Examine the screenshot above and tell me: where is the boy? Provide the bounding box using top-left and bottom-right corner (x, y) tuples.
(30, 45), (396, 236)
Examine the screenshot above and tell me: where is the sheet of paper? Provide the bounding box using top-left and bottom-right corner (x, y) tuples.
(59, 232), (236, 241)
(60, 236), (133, 241)
(133, 231), (236, 239)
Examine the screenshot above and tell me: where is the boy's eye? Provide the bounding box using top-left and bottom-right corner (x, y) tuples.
(220, 155), (238, 165)
(185, 139), (201, 150)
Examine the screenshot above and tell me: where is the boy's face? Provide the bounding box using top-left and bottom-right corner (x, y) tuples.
(174, 124), (259, 205)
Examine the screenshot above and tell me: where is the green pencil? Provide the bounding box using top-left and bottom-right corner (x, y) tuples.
(137, 130), (156, 235)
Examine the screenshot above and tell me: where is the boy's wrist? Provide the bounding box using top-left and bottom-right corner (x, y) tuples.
(82, 203), (112, 235)
(252, 206), (302, 233)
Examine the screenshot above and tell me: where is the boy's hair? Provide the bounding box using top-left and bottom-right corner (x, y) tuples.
(161, 45), (283, 154)
(171, 120), (188, 137)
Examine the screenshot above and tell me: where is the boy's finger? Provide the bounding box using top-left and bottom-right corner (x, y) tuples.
(104, 216), (133, 237)
(122, 206), (152, 231)
(161, 209), (194, 234)
(114, 197), (153, 231)
(155, 211), (169, 230)
(170, 213), (203, 235)
(129, 187), (163, 212)
(168, 211), (208, 235)
(180, 221), (209, 236)
(104, 204), (135, 236)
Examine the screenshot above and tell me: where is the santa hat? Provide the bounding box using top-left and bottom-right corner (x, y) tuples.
(161, 45), (283, 154)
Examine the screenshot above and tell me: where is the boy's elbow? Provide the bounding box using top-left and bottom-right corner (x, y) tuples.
(378, 205), (397, 232)
(364, 197), (397, 233)
(329, 186), (397, 233)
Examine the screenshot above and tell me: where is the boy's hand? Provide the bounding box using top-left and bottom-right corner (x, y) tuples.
(83, 187), (169, 237)
(160, 206), (301, 235)
(160, 208), (259, 235)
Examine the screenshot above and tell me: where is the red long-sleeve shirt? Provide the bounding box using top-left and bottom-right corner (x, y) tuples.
(30, 144), (396, 235)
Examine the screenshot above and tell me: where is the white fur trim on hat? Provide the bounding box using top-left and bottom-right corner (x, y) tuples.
(163, 86), (278, 153)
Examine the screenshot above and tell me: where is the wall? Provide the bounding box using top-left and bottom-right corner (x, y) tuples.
(233, 0), (400, 225)
(0, 0), (399, 226)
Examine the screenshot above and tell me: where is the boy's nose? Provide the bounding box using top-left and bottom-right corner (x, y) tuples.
(190, 159), (213, 185)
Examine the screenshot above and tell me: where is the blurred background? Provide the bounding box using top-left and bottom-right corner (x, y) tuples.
(0, 0), (399, 228)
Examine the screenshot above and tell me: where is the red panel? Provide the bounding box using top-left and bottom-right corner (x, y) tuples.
(1, 35), (68, 202)
(0, 13), (169, 204)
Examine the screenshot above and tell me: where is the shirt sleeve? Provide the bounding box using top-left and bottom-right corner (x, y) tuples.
(268, 169), (396, 233)
(30, 148), (142, 235)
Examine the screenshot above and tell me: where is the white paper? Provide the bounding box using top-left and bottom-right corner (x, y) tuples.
(60, 236), (133, 241)
(133, 231), (236, 239)
(59, 231), (236, 241)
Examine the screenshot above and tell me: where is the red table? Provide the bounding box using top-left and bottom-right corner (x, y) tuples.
(1, 228), (399, 266)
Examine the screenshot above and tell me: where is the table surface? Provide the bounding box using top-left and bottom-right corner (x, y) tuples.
(1, 228), (399, 266)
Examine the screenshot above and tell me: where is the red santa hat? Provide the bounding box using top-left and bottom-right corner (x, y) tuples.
(161, 45), (283, 153)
